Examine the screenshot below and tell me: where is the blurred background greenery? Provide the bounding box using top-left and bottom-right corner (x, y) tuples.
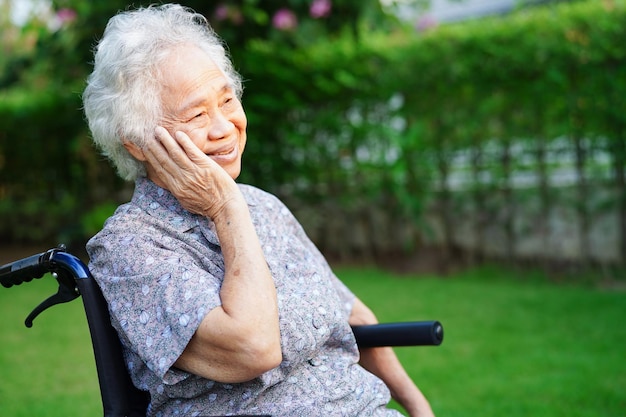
(1, 0), (624, 276)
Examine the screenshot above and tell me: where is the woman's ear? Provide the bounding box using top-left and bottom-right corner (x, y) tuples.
(123, 141), (147, 161)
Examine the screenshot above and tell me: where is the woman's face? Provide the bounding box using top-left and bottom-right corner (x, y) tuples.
(158, 45), (247, 180)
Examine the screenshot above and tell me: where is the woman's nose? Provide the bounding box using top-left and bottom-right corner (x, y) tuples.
(208, 112), (234, 140)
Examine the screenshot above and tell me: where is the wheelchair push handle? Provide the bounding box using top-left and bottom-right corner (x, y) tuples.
(0, 251), (50, 288)
(352, 320), (444, 347)
(0, 245), (80, 327)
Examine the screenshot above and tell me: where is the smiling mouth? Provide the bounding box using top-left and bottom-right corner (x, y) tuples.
(212, 148), (233, 156)
(207, 143), (238, 161)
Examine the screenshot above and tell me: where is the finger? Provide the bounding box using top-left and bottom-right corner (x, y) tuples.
(141, 129), (188, 182)
(173, 130), (217, 167)
(150, 127), (209, 180)
(154, 127), (215, 171)
(174, 130), (204, 160)
(141, 132), (169, 167)
(153, 126), (193, 167)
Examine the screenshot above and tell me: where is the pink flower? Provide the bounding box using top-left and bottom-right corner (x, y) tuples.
(56, 8), (77, 25)
(272, 8), (298, 31)
(214, 5), (229, 22)
(415, 14), (438, 33)
(310, 0), (332, 19)
(213, 5), (243, 25)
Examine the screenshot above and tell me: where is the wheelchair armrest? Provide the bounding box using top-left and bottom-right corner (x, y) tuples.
(351, 320), (443, 347)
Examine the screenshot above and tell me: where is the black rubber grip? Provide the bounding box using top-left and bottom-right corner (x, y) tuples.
(352, 320), (444, 347)
(0, 252), (48, 288)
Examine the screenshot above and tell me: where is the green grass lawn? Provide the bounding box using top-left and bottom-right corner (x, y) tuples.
(0, 275), (100, 417)
(0, 265), (624, 416)
(337, 266), (626, 417)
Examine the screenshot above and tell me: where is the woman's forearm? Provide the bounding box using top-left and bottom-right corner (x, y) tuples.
(213, 197), (280, 338)
(349, 298), (434, 416)
(359, 347), (434, 417)
(176, 197), (281, 382)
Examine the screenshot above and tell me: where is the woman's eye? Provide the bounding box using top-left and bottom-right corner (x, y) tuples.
(184, 113), (204, 123)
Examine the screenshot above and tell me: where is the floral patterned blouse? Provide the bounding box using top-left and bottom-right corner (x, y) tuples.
(87, 177), (400, 417)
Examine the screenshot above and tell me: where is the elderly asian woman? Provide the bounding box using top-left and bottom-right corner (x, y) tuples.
(82, 4), (435, 417)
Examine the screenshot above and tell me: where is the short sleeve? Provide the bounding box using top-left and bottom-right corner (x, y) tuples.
(88, 222), (223, 384)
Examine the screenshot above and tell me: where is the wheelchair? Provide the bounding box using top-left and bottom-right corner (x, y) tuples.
(0, 245), (443, 417)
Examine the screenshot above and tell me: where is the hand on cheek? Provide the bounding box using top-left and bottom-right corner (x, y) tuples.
(141, 126), (241, 219)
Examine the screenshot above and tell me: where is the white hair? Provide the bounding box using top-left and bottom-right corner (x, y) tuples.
(82, 4), (243, 181)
